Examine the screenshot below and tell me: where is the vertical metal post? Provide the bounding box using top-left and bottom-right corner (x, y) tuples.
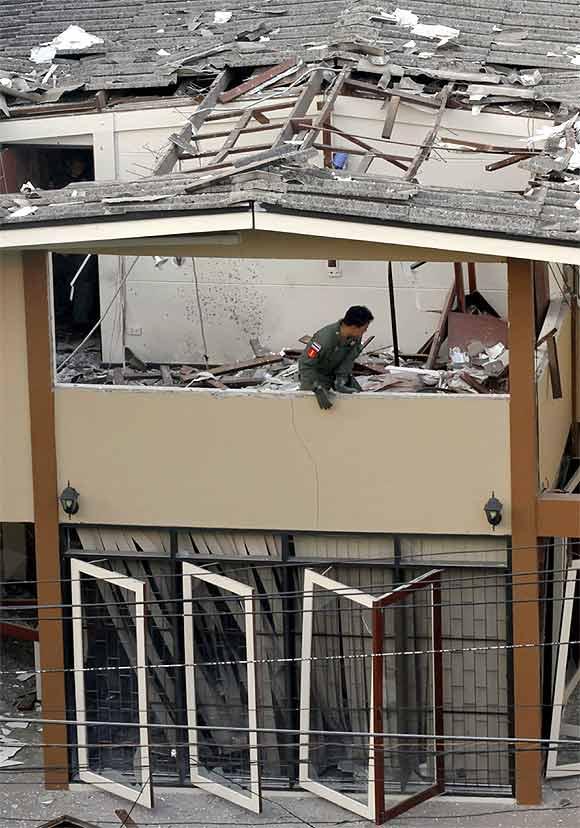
(372, 605), (385, 825)
(281, 533), (299, 788)
(507, 257), (542, 805)
(170, 529), (189, 785)
(23, 250), (69, 789)
(387, 262), (400, 367)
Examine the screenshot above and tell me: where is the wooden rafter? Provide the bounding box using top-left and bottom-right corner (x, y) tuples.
(301, 69), (349, 149)
(382, 95), (401, 139)
(154, 69), (230, 176)
(272, 67), (325, 148)
(212, 108), (254, 165)
(405, 83), (454, 182)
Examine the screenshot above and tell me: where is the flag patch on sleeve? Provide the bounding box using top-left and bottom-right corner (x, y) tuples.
(307, 342), (322, 359)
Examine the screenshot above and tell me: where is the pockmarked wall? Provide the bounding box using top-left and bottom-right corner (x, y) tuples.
(55, 386), (511, 534)
(0, 253), (33, 521)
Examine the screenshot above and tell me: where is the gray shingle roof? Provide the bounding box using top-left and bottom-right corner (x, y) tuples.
(2, 162), (579, 249)
(4, 1), (580, 101)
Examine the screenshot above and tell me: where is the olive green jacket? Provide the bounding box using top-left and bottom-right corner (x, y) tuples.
(298, 321), (361, 390)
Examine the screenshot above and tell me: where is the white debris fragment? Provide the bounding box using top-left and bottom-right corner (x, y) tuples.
(393, 9), (419, 27)
(9, 205), (38, 218)
(214, 11), (233, 23)
(42, 64), (57, 84)
(418, 52), (434, 58)
(30, 25), (104, 64)
(569, 145), (580, 169)
(4, 721), (29, 729)
(519, 69), (542, 86)
(153, 256), (169, 268)
(572, 55), (580, 65)
(403, 40), (416, 49)
(412, 23), (459, 42)
(0, 77), (12, 88)
(20, 182), (39, 198)
(526, 112), (579, 144)
(387, 9), (459, 45)
(15, 671), (35, 682)
(157, 49), (170, 56)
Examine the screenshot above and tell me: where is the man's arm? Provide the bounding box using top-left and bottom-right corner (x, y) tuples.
(334, 341), (362, 391)
(298, 337), (326, 390)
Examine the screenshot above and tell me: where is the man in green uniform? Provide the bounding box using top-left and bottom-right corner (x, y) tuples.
(299, 306), (374, 409)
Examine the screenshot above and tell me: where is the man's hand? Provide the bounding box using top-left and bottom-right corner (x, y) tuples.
(334, 377), (356, 394)
(314, 385), (333, 410)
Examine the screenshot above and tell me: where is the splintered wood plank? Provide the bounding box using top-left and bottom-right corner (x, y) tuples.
(382, 95), (400, 139)
(210, 354), (282, 375)
(160, 365), (173, 386)
(183, 145), (301, 192)
(302, 69), (349, 149)
(426, 281), (456, 369)
(468, 262), (477, 293)
(220, 59), (299, 104)
(212, 108), (254, 165)
(454, 262), (466, 313)
(356, 152), (375, 174)
(272, 68), (325, 148)
(154, 69), (230, 175)
(318, 124), (410, 171)
(405, 83), (453, 181)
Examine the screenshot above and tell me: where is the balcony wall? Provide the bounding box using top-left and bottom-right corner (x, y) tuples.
(55, 385), (510, 534)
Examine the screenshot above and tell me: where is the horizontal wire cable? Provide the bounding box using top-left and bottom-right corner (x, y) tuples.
(1, 537), (564, 589)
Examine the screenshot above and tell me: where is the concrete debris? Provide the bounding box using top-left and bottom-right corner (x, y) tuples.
(8, 205), (37, 218)
(30, 25), (104, 64)
(214, 11), (233, 24)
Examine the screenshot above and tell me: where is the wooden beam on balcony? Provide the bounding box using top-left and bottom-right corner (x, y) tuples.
(537, 492), (580, 537)
(507, 256), (542, 806)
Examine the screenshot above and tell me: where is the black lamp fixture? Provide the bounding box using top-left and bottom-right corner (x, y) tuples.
(59, 482), (80, 518)
(484, 492), (503, 529)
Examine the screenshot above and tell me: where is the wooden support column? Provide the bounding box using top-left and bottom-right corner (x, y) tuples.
(23, 251), (68, 789)
(507, 257), (542, 805)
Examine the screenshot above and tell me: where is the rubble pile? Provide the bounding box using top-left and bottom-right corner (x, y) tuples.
(56, 300), (510, 396)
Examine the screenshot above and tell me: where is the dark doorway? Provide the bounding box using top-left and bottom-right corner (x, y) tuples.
(0, 144), (100, 347)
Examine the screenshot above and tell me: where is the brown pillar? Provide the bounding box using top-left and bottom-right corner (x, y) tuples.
(23, 251), (68, 789)
(507, 257), (542, 804)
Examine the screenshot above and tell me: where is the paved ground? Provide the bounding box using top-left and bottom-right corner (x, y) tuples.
(3, 641), (580, 827)
(1, 773), (580, 828)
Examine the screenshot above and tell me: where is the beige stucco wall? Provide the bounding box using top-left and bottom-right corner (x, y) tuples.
(55, 386), (510, 534)
(538, 301), (572, 490)
(0, 253), (33, 521)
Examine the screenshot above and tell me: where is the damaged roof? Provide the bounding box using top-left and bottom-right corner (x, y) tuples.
(3, 1), (580, 103)
(4, 3), (580, 251)
(2, 162), (580, 248)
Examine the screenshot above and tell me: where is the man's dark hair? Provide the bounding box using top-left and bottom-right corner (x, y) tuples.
(343, 305), (374, 327)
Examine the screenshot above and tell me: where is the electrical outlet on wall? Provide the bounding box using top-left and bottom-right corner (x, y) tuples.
(327, 259), (342, 278)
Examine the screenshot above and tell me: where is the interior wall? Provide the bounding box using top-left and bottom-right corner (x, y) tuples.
(55, 386), (510, 535)
(106, 99), (541, 365)
(537, 300), (572, 489)
(0, 252), (33, 522)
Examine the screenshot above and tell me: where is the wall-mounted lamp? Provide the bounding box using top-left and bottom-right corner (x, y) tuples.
(484, 492), (503, 529)
(59, 482), (80, 518)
